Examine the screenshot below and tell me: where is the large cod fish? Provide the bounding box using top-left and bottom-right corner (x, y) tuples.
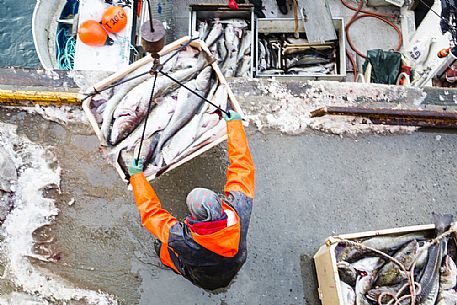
(152, 65), (214, 166)
(109, 53), (207, 144)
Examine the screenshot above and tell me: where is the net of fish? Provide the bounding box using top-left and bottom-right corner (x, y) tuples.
(82, 36), (245, 181)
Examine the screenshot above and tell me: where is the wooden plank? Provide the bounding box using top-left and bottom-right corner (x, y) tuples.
(296, 0), (337, 43)
(0, 89), (82, 106)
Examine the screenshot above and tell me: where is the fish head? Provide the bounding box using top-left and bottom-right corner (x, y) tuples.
(433, 212), (454, 234)
(441, 255), (457, 276)
(234, 27), (243, 39)
(352, 257), (384, 273)
(110, 114), (141, 145)
(397, 240), (419, 269)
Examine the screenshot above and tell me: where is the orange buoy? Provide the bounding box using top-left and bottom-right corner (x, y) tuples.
(78, 20), (108, 46)
(101, 6), (128, 33)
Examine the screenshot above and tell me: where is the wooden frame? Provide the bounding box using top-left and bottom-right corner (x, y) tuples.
(82, 36), (246, 182)
(313, 223), (436, 305)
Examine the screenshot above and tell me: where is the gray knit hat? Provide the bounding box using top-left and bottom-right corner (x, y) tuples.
(186, 188), (223, 222)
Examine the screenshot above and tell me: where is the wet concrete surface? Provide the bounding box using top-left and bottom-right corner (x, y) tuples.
(1, 108), (457, 304)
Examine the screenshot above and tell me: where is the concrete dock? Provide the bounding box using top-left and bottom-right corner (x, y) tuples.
(1, 107), (456, 305)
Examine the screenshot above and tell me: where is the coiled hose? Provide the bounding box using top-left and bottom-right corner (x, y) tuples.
(341, 0), (403, 78)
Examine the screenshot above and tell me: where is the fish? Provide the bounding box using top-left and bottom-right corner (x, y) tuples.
(360, 233), (427, 253)
(235, 55), (251, 77)
(219, 18), (248, 29)
(337, 261), (358, 287)
(238, 30), (252, 60)
(258, 41), (267, 71)
(108, 94), (177, 161)
(100, 68), (152, 138)
(207, 83), (228, 113)
(355, 275), (373, 305)
(417, 214), (454, 305)
(437, 289), (457, 305)
(205, 21), (223, 48)
(134, 132), (161, 167)
(286, 54), (331, 68)
(260, 69), (284, 75)
(335, 242), (374, 263)
(177, 119), (226, 161)
(161, 103), (207, 165)
(90, 98), (107, 124)
(287, 63), (335, 75)
(0, 147), (16, 193)
(221, 27), (240, 77)
(217, 35), (227, 63)
(160, 52), (179, 73)
(374, 240), (419, 287)
(340, 281), (356, 305)
(210, 42), (220, 63)
(415, 241), (430, 272)
(263, 39), (271, 69)
(440, 255), (457, 290)
(224, 24), (237, 53)
(199, 113), (222, 135)
(286, 37), (309, 44)
(152, 66), (213, 165)
(197, 20), (209, 41)
(109, 54), (206, 144)
(351, 257), (384, 273)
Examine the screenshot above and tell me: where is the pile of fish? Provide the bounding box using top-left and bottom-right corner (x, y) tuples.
(336, 214), (457, 305)
(0, 146), (16, 225)
(257, 34), (337, 76)
(197, 18), (251, 77)
(88, 45), (231, 178)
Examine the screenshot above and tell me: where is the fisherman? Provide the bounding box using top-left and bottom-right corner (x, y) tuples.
(128, 110), (255, 290)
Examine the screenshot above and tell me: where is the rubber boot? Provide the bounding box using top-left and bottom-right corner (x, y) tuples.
(277, 0), (288, 15)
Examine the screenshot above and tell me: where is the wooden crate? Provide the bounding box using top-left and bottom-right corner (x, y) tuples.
(188, 3), (255, 78)
(82, 35), (245, 182)
(313, 223), (436, 305)
(255, 18), (346, 81)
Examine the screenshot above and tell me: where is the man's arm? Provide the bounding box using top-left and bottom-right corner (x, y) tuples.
(130, 172), (177, 243)
(223, 114), (255, 198)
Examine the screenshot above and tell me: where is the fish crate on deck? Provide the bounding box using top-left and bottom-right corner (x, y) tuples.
(255, 18), (346, 81)
(188, 3), (255, 78)
(314, 223), (437, 305)
(82, 36), (245, 182)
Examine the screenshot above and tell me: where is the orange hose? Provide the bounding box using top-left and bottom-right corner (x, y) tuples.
(346, 50), (357, 80)
(341, 0), (403, 59)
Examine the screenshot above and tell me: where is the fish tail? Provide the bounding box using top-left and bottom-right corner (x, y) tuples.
(432, 213), (454, 234)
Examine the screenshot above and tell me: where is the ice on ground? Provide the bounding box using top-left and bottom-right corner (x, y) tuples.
(0, 122), (116, 304)
(238, 80), (421, 136)
(22, 105), (89, 125)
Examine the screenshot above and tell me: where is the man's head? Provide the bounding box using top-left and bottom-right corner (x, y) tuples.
(186, 188), (223, 222)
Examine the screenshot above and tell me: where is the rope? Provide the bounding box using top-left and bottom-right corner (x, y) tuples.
(136, 72), (158, 165)
(341, 0), (403, 59)
(157, 69), (230, 116)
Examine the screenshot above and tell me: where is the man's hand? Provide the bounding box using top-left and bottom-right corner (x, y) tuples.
(223, 110), (242, 122)
(128, 158), (144, 176)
